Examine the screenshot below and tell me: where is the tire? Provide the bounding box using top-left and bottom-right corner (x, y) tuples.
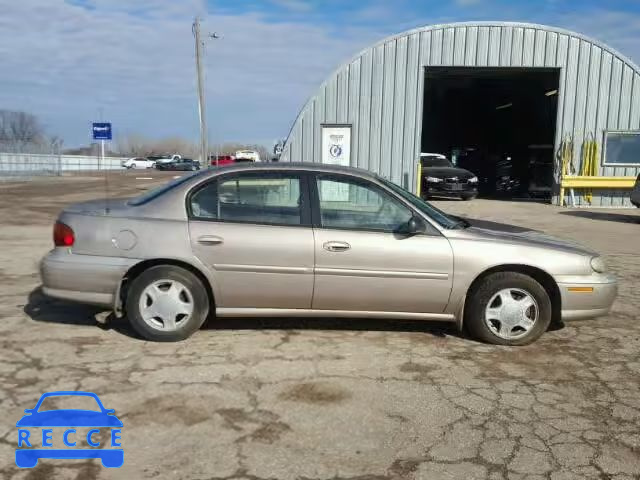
(131, 164), (137, 169)
(464, 272), (551, 346)
(461, 194), (476, 201)
(125, 265), (210, 342)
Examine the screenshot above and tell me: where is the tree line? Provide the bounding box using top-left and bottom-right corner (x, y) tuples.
(0, 109), (271, 160)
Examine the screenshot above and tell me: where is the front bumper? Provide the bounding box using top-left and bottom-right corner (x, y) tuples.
(40, 249), (138, 307)
(556, 273), (618, 321)
(425, 182), (478, 197)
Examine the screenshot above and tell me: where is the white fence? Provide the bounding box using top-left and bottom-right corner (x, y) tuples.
(0, 153), (127, 177)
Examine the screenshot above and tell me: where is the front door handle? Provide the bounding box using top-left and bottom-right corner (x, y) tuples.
(323, 241), (351, 252)
(198, 235), (224, 245)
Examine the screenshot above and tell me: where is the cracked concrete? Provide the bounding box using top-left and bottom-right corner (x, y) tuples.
(0, 173), (639, 479)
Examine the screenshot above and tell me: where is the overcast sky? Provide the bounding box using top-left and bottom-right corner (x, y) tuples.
(1, 0), (639, 148)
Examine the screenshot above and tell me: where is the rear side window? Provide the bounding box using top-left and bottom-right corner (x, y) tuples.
(128, 172), (203, 206)
(190, 172), (302, 226)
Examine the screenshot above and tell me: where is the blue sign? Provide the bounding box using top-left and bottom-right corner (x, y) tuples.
(15, 391), (123, 468)
(92, 122), (112, 140)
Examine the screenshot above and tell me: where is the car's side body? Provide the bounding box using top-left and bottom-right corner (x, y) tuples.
(40, 163), (616, 337)
(122, 157), (155, 169)
(155, 158), (200, 171)
(631, 173), (640, 207)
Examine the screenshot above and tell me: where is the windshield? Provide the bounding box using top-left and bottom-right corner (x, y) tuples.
(37, 394), (101, 412)
(379, 177), (461, 229)
(421, 156), (453, 168)
(128, 172), (203, 206)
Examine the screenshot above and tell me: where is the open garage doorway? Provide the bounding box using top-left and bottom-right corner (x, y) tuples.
(421, 67), (560, 199)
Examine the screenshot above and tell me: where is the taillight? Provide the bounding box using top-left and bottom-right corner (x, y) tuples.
(53, 221), (74, 247)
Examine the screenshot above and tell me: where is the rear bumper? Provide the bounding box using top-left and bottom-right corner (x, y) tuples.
(40, 249), (138, 307)
(556, 273), (618, 321)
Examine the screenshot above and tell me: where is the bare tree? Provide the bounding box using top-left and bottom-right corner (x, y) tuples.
(0, 110), (46, 152)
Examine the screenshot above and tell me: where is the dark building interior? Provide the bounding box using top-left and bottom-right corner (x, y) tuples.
(421, 67), (560, 198)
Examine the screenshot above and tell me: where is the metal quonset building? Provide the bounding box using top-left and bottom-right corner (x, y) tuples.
(281, 22), (640, 206)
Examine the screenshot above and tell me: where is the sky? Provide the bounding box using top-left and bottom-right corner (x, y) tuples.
(1, 0), (640, 149)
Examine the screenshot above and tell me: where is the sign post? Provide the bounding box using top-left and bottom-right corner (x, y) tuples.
(92, 122), (112, 170)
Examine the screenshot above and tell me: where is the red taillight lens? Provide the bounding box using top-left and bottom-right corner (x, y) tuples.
(53, 222), (74, 247)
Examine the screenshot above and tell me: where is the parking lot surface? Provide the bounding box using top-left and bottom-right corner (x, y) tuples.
(1, 172), (639, 480)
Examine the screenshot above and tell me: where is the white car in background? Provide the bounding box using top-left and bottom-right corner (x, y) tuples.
(122, 157), (156, 169)
(235, 150), (261, 162)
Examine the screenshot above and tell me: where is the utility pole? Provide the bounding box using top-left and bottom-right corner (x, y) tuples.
(193, 17), (208, 167)
(193, 18), (220, 166)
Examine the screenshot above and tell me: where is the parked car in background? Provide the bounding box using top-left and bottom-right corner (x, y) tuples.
(210, 155), (235, 167)
(149, 154), (182, 164)
(235, 150), (261, 162)
(419, 153), (479, 200)
(40, 163), (616, 346)
(122, 157), (155, 169)
(631, 174), (640, 207)
(155, 157), (200, 171)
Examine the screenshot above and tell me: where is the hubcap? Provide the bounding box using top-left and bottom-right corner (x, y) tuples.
(139, 279), (194, 332)
(484, 288), (538, 340)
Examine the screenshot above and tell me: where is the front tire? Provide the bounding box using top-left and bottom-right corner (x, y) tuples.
(125, 265), (209, 342)
(464, 272), (551, 346)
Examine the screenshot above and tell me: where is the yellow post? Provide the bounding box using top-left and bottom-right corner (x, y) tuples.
(416, 161), (422, 198)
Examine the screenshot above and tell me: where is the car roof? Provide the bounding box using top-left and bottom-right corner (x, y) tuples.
(206, 162), (380, 179)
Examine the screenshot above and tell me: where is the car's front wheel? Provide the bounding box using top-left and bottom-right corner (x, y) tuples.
(464, 272), (551, 346)
(126, 265), (209, 342)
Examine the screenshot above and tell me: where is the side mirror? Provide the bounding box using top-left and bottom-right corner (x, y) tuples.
(405, 216), (426, 235)
(105, 409), (115, 415)
(24, 409), (33, 414)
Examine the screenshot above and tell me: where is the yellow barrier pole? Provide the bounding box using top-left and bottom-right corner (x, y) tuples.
(416, 161), (422, 198)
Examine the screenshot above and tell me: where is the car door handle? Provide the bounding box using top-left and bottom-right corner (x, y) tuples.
(323, 241), (351, 252)
(198, 235), (224, 245)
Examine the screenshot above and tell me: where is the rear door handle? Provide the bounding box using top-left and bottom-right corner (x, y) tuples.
(198, 235), (224, 245)
(323, 241), (351, 252)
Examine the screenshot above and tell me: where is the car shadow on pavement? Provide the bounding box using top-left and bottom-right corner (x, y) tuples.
(24, 287), (138, 339)
(558, 210), (640, 224)
(205, 316), (459, 339)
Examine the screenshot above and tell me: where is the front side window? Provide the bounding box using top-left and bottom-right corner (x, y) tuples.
(190, 172), (302, 226)
(316, 175), (412, 232)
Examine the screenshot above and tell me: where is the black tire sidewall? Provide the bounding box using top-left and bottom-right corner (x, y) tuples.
(465, 272), (552, 346)
(126, 265), (209, 342)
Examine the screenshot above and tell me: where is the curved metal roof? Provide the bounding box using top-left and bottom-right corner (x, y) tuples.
(286, 21), (639, 141)
(281, 21), (640, 207)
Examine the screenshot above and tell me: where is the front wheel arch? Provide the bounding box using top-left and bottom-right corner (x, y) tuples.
(457, 264), (561, 331)
(116, 258), (216, 319)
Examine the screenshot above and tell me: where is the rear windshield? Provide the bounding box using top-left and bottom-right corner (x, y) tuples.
(128, 172), (203, 206)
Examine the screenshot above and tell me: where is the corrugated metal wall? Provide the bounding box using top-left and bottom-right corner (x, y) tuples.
(281, 22), (640, 207)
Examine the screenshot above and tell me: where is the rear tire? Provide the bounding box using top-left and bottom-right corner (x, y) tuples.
(126, 265), (209, 342)
(464, 272), (551, 346)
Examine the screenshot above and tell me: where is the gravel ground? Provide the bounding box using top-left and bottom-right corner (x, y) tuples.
(0, 172), (639, 480)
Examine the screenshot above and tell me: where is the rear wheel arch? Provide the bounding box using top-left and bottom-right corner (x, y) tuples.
(460, 264), (561, 329)
(116, 258), (216, 317)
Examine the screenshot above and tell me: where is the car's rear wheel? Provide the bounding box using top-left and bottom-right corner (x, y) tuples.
(464, 272), (551, 346)
(126, 265), (209, 342)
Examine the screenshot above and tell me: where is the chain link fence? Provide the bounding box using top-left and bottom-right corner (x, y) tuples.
(0, 152), (127, 180)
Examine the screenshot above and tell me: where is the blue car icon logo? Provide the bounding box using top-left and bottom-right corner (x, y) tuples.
(16, 391), (123, 468)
